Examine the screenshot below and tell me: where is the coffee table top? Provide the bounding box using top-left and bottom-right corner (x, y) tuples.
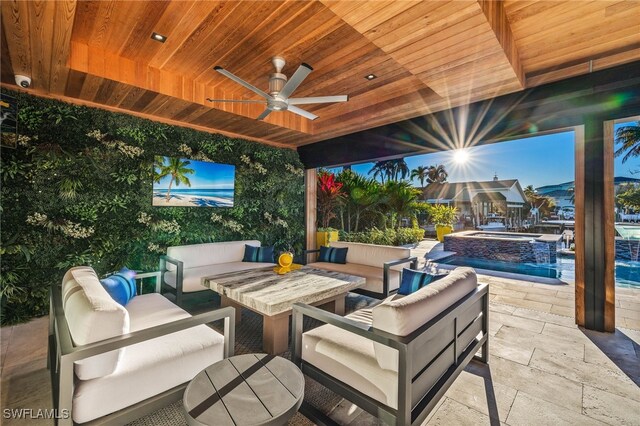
(184, 354), (303, 426)
(202, 266), (365, 316)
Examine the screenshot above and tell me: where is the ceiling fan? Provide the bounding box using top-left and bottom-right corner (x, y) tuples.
(207, 56), (348, 121)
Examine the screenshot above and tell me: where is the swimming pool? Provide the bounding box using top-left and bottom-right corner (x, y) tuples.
(439, 255), (640, 289)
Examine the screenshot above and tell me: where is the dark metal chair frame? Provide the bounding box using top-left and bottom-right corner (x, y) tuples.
(303, 249), (418, 299)
(48, 272), (235, 426)
(292, 282), (489, 426)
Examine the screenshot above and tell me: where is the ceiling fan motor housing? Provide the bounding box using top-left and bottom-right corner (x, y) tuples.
(269, 73), (287, 97)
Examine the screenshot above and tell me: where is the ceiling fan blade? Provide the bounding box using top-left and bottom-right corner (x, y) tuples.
(207, 98), (267, 103)
(288, 95), (348, 105)
(287, 105), (318, 121)
(214, 66), (272, 100)
(278, 63), (313, 99)
(256, 108), (273, 120)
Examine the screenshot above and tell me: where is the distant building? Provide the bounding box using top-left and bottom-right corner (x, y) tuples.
(536, 177), (640, 209)
(420, 176), (527, 225)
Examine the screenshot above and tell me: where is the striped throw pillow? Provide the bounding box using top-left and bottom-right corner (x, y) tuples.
(243, 245), (275, 263)
(397, 268), (447, 295)
(318, 246), (348, 264)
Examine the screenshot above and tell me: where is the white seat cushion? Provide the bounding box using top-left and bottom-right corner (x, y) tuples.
(72, 293), (225, 424)
(307, 262), (400, 294)
(301, 308), (399, 409)
(329, 241), (410, 269)
(372, 267), (478, 370)
(164, 261), (276, 293)
(166, 240), (261, 270)
(61, 267), (129, 380)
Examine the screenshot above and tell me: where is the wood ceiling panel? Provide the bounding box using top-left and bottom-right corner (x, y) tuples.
(2, 0), (638, 148)
(504, 0), (640, 74)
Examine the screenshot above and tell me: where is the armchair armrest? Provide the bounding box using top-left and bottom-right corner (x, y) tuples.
(58, 307), (235, 363)
(159, 254), (185, 306)
(302, 248), (321, 265)
(291, 302), (405, 366)
(382, 256), (418, 296)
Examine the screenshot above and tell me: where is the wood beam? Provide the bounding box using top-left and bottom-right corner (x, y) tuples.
(477, 0), (525, 87)
(304, 169), (318, 255)
(67, 41), (311, 134)
(574, 126), (585, 327)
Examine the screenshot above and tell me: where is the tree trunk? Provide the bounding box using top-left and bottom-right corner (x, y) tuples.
(165, 177), (175, 201)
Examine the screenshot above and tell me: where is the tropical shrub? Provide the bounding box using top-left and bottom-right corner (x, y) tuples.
(429, 204), (458, 226)
(340, 227), (425, 246)
(317, 171), (344, 229)
(0, 89), (305, 325)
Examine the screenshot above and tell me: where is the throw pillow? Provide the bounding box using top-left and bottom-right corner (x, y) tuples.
(397, 268), (447, 296)
(318, 245), (348, 264)
(243, 245), (275, 263)
(100, 267), (137, 306)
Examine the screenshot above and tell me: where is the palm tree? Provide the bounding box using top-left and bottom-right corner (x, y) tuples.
(614, 121), (640, 163)
(368, 161), (388, 184)
(382, 181), (421, 228)
(369, 159), (409, 183)
(426, 164), (448, 184)
(156, 157), (195, 201)
(411, 166), (429, 188)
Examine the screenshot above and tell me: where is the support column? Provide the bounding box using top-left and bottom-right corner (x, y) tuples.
(577, 118), (615, 331)
(304, 169), (317, 254)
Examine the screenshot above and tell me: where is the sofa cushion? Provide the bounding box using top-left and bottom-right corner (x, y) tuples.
(164, 261), (276, 293)
(329, 241), (410, 270)
(100, 267), (137, 306)
(72, 293), (225, 424)
(166, 240), (261, 270)
(372, 267), (478, 371)
(242, 244), (275, 263)
(318, 245), (348, 264)
(307, 262), (401, 294)
(397, 268), (446, 295)
(301, 308), (399, 409)
(62, 267), (129, 380)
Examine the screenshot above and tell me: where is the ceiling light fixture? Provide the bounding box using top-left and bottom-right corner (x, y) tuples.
(365, 74), (377, 80)
(151, 32), (167, 43)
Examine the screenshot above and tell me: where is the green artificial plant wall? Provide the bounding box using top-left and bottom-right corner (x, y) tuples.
(0, 89), (305, 325)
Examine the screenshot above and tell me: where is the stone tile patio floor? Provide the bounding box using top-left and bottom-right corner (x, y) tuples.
(2, 250), (639, 425)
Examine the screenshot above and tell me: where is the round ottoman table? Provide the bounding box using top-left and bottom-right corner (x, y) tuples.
(183, 354), (304, 426)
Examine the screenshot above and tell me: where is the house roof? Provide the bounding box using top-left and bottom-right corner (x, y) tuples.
(422, 179), (522, 202)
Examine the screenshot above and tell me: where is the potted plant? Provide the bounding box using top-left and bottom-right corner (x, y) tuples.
(317, 171), (344, 248)
(430, 204), (458, 242)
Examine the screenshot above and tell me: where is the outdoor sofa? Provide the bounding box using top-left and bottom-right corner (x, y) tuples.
(305, 241), (418, 299)
(48, 266), (235, 425)
(160, 240), (276, 306)
(292, 267), (489, 425)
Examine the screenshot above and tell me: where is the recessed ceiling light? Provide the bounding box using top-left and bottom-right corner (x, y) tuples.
(365, 74), (377, 80)
(151, 32), (167, 43)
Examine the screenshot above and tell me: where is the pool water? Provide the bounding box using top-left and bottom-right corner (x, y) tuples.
(440, 255), (640, 289)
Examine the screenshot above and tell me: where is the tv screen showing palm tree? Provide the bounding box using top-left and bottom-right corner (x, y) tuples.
(153, 156), (235, 207)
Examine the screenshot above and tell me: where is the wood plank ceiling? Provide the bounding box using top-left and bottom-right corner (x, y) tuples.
(1, 0), (639, 148)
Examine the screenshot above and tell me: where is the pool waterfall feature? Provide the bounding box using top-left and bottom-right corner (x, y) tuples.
(443, 231), (562, 264)
(615, 224), (640, 262)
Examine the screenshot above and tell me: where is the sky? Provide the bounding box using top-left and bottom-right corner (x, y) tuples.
(155, 156), (235, 190)
(329, 121), (640, 189)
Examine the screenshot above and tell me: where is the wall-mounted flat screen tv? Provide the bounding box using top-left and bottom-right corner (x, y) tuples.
(153, 156), (235, 207)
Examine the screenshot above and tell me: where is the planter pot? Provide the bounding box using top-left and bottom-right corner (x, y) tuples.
(435, 225), (453, 242)
(316, 230), (339, 249)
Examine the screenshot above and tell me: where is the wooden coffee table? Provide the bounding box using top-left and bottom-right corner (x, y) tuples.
(183, 354), (304, 426)
(202, 266), (365, 354)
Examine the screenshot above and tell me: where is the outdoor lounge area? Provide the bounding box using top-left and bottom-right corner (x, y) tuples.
(1, 1), (639, 425)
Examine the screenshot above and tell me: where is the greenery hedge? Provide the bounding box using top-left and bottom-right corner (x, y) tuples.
(0, 89), (305, 325)
(339, 227), (425, 246)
